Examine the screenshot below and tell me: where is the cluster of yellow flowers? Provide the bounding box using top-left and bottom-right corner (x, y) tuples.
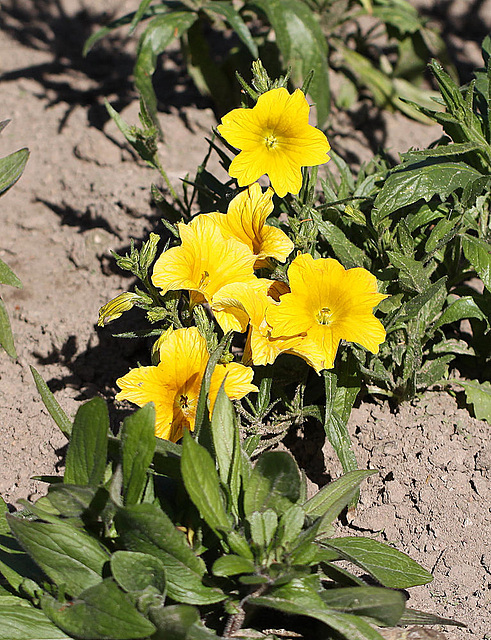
(114, 87), (387, 442)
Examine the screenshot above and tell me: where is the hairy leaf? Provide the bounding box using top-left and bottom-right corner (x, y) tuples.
(41, 579), (156, 640)
(325, 537), (433, 588)
(64, 397), (109, 486)
(373, 161), (482, 222)
(7, 516), (109, 597)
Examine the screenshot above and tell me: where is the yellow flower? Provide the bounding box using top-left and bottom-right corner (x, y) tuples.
(207, 184), (294, 268)
(151, 214), (257, 331)
(217, 88), (331, 198)
(116, 327), (257, 442)
(212, 281), (310, 367)
(266, 253), (388, 372)
(97, 292), (139, 326)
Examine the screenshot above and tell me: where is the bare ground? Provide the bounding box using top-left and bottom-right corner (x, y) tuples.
(0, 1), (490, 638)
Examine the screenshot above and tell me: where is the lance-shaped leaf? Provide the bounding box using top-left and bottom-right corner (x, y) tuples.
(64, 397), (109, 486)
(373, 160), (482, 223)
(181, 431), (232, 536)
(304, 470), (377, 524)
(462, 234), (491, 291)
(324, 537), (433, 588)
(251, 577), (386, 640)
(0, 147), (29, 196)
(243, 451), (300, 516)
(111, 550), (166, 594)
(30, 366), (72, 438)
(320, 586), (405, 626)
(7, 516), (109, 596)
(121, 403), (156, 505)
(115, 503), (225, 604)
(0, 602), (70, 640)
(0, 258), (22, 288)
(0, 297), (16, 359)
(41, 579), (156, 640)
(252, 0), (330, 126)
(135, 12), (198, 129)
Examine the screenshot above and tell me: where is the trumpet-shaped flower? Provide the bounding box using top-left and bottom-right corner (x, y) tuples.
(266, 254), (388, 372)
(151, 215), (257, 331)
(217, 88), (331, 197)
(212, 281), (316, 367)
(207, 184), (294, 268)
(116, 327), (257, 442)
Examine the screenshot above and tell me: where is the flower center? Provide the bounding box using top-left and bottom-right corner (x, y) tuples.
(264, 133), (278, 149)
(198, 270), (210, 290)
(316, 307), (333, 325)
(178, 393), (193, 418)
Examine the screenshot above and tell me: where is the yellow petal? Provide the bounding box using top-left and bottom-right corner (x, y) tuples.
(218, 87), (330, 196)
(152, 214), (256, 301)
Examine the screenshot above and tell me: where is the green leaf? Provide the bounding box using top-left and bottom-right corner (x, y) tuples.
(7, 516), (110, 596)
(313, 214), (367, 269)
(253, 0), (330, 126)
(30, 366), (72, 438)
(148, 603), (219, 639)
(434, 296), (487, 330)
(303, 470), (377, 524)
(387, 276), (447, 331)
(248, 509), (278, 548)
(371, 3), (422, 33)
(425, 217), (459, 255)
(399, 607), (466, 627)
(204, 2), (258, 58)
(212, 554), (255, 577)
(0, 603), (70, 639)
(115, 503), (225, 604)
(45, 484), (99, 518)
(450, 379), (491, 423)
(181, 431), (231, 536)
(0, 148), (29, 196)
(277, 504), (305, 549)
(243, 451), (300, 517)
(0, 297), (16, 358)
(111, 550), (166, 594)
(325, 537), (433, 588)
(373, 161), (482, 222)
(320, 586), (405, 626)
(417, 354), (454, 388)
(121, 403), (156, 505)
(41, 579), (156, 640)
(251, 578), (386, 640)
(462, 234), (491, 291)
(338, 46), (428, 123)
(210, 384), (236, 489)
(387, 251), (430, 293)
(0, 258), (22, 288)
(83, 12), (137, 56)
(135, 12), (198, 128)
(64, 397), (109, 486)
(402, 141), (483, 163)
(130, 0), (154, 34)
(323, 372), (358, 476)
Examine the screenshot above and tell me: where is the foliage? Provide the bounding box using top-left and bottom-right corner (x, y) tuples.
(316, 37), (491, 406)
(0, 120), (29, 359)
(0, 366), (463, 640)
(84, 0), (448, 129)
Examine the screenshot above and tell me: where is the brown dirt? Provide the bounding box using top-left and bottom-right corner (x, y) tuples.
(0, 1), (490, 639)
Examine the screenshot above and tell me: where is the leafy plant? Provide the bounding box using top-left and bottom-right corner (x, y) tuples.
(0, 365), (462, 640)
(84, 0), (447, 129)
(0, 120), (29, 358)
(315, 36), (491, 404)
